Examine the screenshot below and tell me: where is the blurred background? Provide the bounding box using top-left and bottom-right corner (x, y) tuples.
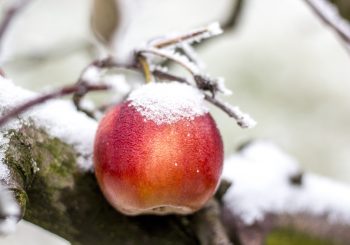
(1, 0), (350, 244)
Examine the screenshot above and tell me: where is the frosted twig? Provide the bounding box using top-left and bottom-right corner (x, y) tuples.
(73, 57), (135, 118)
(0, 84), (109, 127)
(0, 20), (254, 130)
(149, 22), (223, 49)
(204, 96), (256, 129)
(0, 0), (32, 50)
(194, 75), (233, 97)
(138, 48), (201, 75)
(153, 69), (256, 129)
(179, 43), (206, 69)
(139, 22), (232, 97)
(304, 0), (350, 53)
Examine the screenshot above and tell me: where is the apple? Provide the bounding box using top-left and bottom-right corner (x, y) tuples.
(94, 82), (223, 215)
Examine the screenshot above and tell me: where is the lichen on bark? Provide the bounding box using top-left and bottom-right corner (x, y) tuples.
(2, 122), (350, 245)
(2, 123), (200, 245)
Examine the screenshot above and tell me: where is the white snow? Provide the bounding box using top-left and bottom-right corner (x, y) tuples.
(0, 185), (20, 235)
(180, 21), (223, 45)
(0, 162), (10, 184)
(147, 21), (223, 50)
(215, 77), (232, 96)
(0, 134), (10, 183)
(207, 22), (223, 36)
(221, 101), (257, 129)
(127, 82), (208, 125)
(103, 74), (131, 94)
(179, 21), (223, 46)
(140, 47), (201, 75)
(0, 77), (98, 171)
(81, 66), (130, 94)
(0, 163), (10, 184)
(179, 43), (206, 70)
(81, 66), (101, 85)
(223, 140), (350, 225)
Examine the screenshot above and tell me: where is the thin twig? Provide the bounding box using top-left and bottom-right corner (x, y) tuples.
(150, 29), (212, 49)
(0, 62), (253, 129)
(138, 48), (199, 75)
(0, 0), (31, 48)
(0, 84), (109, 127)
(304, 0), (350, 53)
(222, 0), (245, 31)
(72, 57), (136, 118)
(153, 69), (256, 128)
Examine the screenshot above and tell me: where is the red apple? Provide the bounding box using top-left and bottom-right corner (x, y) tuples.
(94, 82), (223, 215)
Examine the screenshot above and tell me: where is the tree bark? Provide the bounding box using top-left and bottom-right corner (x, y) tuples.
(1, 121), (350, 245)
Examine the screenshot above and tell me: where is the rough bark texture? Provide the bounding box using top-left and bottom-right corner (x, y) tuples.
(3, 124), (200, 245)
(1, 122), (350, 245)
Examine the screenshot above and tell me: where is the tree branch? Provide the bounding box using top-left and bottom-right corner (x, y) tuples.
(0, 0), (31, 50)
(72, 57), (136, 118)
(1, 95), (350, 244)
(153, 69), (256, 128)
(0, 84), (109, 127)
(191, 199), (232, 245)
(0, 119), (233, 244)
(222, 0), (245, 31)
(304, 0), (350, 53)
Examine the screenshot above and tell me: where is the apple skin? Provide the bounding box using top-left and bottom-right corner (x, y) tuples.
(94, 102), (223, 215)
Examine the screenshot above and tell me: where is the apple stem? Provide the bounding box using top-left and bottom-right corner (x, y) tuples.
(137, 54), (154, 83)
(0, 21), (257, 129)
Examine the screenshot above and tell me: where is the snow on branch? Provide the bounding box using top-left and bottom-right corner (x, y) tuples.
(134, 22), (256, 128)
(0, 77), (99, 170)
(0, 23), (256, 130)
(153, 69), (257, 129)
(223, 140), (350, 225)
(149, 22), (223, 49)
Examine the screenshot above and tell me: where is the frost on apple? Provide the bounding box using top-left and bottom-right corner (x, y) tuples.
(1, 0), (350, 243)
(94, 82), (223, 215)
(128, 82), (208, 125)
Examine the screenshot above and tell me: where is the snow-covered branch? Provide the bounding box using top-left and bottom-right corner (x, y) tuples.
(0, 80), (230, 244)
(0, 78), (350, 243)
(221, 140), (350, 244)
(153, 69), (257, 129)
(0, 77), (99, 170)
